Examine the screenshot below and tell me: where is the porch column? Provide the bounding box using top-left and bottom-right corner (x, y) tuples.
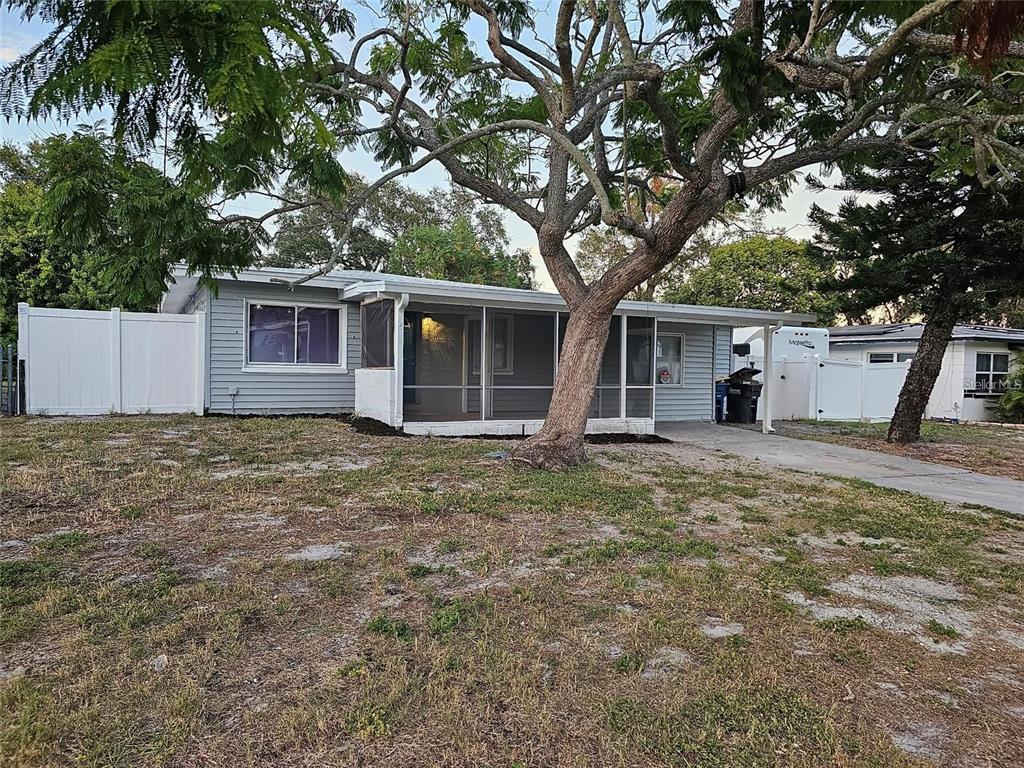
(393, 294), (409, 426)
(651, 316), (658, 420)
(619, 314), (627, 419)
(480, 306), (487, 421)
(762, 323), (776, 434)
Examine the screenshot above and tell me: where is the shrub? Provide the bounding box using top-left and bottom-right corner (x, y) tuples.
(996, 353), (1024, 423)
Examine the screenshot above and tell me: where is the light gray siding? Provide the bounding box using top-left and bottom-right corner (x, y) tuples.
(206, 281), (359, 414)
(714, 324), (733, 378)
(654, 321), (715, 422)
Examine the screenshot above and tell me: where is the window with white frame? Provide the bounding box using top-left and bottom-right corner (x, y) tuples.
(246, 301), (344, 368)
(656, 333), (685, 385)
(974, 352), (1009, 393)
(869, 351), (915, 364)
(468, 314), (514, 375)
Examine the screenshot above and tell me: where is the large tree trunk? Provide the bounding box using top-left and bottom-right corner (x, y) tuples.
(508, 184), (727, 469)
(509, 304), (613, 470)
(887, 302), (959, 444)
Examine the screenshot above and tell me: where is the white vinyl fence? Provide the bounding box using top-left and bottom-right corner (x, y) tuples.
(17, 303), (204, 416)
(756, 356), (909, 422)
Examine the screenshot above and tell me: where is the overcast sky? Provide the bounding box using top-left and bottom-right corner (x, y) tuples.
(0, 5), (853, 291)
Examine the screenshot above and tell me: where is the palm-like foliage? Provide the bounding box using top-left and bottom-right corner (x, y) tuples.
(2, 0), (352, 194)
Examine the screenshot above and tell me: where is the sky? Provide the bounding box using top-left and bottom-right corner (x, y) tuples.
(0, 4), (853, 292)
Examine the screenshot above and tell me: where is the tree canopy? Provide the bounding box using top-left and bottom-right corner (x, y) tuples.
(809, 150), (1024, 325)
(266, 177), (533, 287)
(388, 216), (533, 287)
(810, 147), (1024, 442)
(4, 1), (1021, 299)
(0, 137), (159, 344)
(664, 234), (840, 320)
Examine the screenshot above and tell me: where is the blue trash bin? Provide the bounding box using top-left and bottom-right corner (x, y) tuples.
(714, 382), (729, 423)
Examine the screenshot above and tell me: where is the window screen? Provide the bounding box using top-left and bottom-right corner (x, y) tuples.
(868, 353), (895, 364)
(361, 300), (394, 368)
(626, 317), (653, 385)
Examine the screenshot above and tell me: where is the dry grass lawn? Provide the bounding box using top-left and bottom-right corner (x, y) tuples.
(768, 420), (1024, 482)
(1, 416), (1023, 767)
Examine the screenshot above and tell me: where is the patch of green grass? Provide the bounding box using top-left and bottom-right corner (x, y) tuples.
(317, 565), (352, 598)
(816, 616), (871, 635)
(998, 562), (1023, 594)
(542, 543), (567, 558)
(0, 559), (60, 597)
(926, 619), (960, 639)
(38, 530), (89, 553)
(137, 542), (170, 562)
(574, 533), (717, 565)
(758, 550), (829, 597)
(464, 552), (491, 571)
(437, 537), (467, 554)
(780, 477), (1001, 591)
(365, 614), (413, 642)
(0, 559), (64, 644)
(606, 686), (849, 765)
(738, 507), (772, 524)
(655, 466), (761, 502)
(613, 651), (646, 674)
(346, 702), (391, 741)
(119, 505), (144, 520)
(0, 676), (58, 765)
(428, 597), (490, 639)
(828, 643), (870, 666)
(336, 659), (369, 678)
(406, 563), (433, 579)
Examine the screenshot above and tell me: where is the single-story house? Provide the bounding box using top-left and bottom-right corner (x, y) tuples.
(828, 323), (1024, 421)
(158, 265), (815, 435)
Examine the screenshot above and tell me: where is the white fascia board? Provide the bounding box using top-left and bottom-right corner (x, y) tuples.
(163, 263), (818, 326)
(342, 280), (387, 299)
(354, 276), (817, 326)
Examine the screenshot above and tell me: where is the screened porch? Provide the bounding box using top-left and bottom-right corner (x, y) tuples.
(398, 302), (657, 425)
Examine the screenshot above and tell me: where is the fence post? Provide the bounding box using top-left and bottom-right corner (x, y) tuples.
(17, 303), (29, 415)
(194, 311), (206, 415)
(859, 356), (866, 421)
(813, 356), (822, 421)
(110, 308), (122, 413)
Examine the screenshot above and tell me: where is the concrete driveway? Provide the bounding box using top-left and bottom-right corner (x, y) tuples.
(656, 422), (1023, 516)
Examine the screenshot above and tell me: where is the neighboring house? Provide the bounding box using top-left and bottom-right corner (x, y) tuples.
(154, 265), (814, 435)
(828, 323), (1024, 421)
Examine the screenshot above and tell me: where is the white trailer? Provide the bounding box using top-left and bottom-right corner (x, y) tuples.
(732, 325), (830, 370)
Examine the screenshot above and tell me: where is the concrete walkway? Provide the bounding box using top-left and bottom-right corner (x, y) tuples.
(655, 422), (1023, 516)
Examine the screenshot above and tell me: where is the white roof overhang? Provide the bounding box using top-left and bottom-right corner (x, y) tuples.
(162, 264), (817, 327)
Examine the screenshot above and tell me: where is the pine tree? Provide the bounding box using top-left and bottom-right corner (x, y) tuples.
(810, 150), (1024, 442)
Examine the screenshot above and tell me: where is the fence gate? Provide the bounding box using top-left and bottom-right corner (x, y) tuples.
(812, 358), (909, 421)
(17, 303), (205, 416)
